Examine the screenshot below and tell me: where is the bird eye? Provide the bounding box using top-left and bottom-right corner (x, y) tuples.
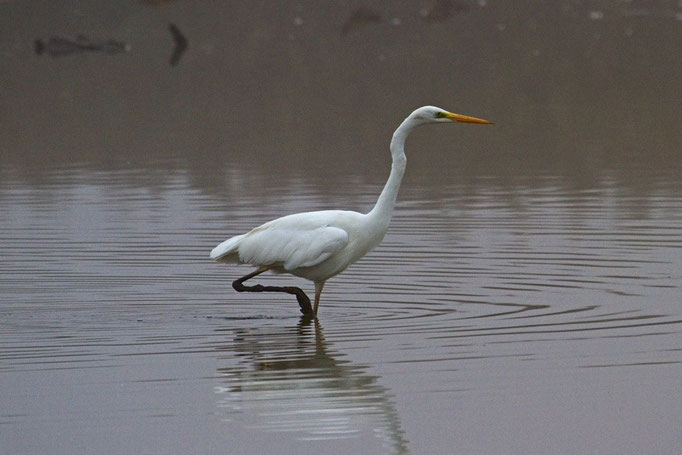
(435, 112), (446, 118)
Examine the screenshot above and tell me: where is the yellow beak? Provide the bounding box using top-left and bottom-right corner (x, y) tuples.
(445, 112), (493, 124)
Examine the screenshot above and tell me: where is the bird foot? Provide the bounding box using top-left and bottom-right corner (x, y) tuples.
(292, 288), (314, 316)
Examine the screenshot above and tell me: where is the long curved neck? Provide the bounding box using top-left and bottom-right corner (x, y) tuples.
(368, 117), (416, 222)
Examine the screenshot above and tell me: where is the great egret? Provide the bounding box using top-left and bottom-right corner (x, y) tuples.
(211, 106), (491, 316)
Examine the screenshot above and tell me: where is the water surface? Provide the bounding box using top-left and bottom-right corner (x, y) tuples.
(2, 168), (681, 454)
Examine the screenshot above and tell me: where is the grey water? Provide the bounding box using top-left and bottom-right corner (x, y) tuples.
(2, 1), (681, 454)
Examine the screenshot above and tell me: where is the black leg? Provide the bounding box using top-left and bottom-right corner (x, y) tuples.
(232, 267), (314, 316)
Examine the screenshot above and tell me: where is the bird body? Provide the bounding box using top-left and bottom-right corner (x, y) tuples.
(211, 208), (386, 282)
(211, 106), (491, 315)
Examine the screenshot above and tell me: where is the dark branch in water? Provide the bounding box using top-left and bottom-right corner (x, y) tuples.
(168, 23), (188, 67)
(341, 8), (382, 36)
(34, 35), (129, 57)
(421, 0), (470, 23)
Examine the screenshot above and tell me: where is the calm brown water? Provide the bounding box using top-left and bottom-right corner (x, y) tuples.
(2, 1), (681, 454)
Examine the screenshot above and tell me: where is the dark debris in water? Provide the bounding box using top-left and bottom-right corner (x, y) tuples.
(168, 23), (188, 67)
(34, 35), (130, 57)
(33, 23), (187, 68)
(341, 7), (382, 36)
(421, 0), (470, 23)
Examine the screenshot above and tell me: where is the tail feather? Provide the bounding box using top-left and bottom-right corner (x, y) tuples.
(210, 234), (246, 260)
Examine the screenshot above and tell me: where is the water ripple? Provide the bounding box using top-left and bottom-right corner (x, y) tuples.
(1, 172), (681, 454)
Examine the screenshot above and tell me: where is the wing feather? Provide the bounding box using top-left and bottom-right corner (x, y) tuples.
(238, 226), (348, 270)
(211, 211), (351, 271)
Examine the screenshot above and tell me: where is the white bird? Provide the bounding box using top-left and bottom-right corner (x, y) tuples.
(211, 106), (492, 316)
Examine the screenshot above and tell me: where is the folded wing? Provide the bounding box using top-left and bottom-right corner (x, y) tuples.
(211, 224), (349, 271)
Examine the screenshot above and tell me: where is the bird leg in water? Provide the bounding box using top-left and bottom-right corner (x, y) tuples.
(232, 266), (315, 315)
(313, 281), (325, 316)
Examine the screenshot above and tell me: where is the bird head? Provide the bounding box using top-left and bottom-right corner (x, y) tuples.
(409, 106), (492, 125)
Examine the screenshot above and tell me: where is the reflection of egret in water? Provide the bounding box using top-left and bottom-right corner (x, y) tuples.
(214, 318), (409, 454)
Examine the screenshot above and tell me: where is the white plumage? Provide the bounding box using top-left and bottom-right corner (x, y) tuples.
(211, 211), (351, 274)
(211, 106), (491, 315)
